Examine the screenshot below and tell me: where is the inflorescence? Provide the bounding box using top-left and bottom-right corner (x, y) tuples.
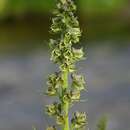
(45, 0), (87, 130)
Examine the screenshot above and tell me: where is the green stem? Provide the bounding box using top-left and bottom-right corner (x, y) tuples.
(62, 70), (70, 130)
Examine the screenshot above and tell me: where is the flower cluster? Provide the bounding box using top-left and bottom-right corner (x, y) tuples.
(71, 112), (87, 129)
(46, 72), (63, 96)
(46, 102), (65, 125)
(71, 73), (86, 91)
(46, 0), (87, 130)
(49, 0), (84, 73)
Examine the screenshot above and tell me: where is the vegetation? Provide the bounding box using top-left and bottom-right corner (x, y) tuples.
(97, 117), (107, 130)
(44, 0), (109, 130)
(45, 0), (87, 130)
(0, 0), (128, 19)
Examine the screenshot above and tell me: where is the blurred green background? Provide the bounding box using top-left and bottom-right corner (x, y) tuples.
(0, 0), (130, 130)
(0, 0), (130, 54)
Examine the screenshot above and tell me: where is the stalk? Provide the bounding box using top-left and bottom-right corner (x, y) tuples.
(63, 102), (69, 130)
(62, 71), (69, 130)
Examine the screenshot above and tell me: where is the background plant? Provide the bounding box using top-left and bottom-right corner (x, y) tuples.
(45, 0), (87, 130)
(97, 117), (107, 130)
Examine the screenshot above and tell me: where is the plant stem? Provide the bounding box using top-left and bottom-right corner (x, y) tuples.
(62, 70), (70, 130)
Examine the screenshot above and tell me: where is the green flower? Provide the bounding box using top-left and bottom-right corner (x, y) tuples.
(51, 16), (64, 33)
(47, 73), (63, 89)
(72, 47), (84, 61)
(57, 0), (77, 12)
(46, 86), (57, 96)
(49, 39), (58, 49)
(71, 73), (86, 90)
(67, 27), (81, 43)
(51, 47), (62, 63)
(46, 72), (63, 96)
(45, 0), (87, 130)
(62, 90), (80, 103)
(70, 90), (80, 101)
(46, 102), (62, 116)
(62, 91), (71, 103)
(56, 114), (65, 125)
(60, 63), (75, 72)
(64, 33), (72, 45)
(71, 111), (87, 129)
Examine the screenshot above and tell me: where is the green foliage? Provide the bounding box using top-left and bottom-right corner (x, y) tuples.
(79, 0), (127, 13)
(0, 0), (128, 19)
(45, 0), (87, 130)
(97, 117), (107, 130)
(32, 126), (37, 130)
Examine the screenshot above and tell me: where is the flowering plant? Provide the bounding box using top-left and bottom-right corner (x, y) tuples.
(45, 0), (87, 130)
